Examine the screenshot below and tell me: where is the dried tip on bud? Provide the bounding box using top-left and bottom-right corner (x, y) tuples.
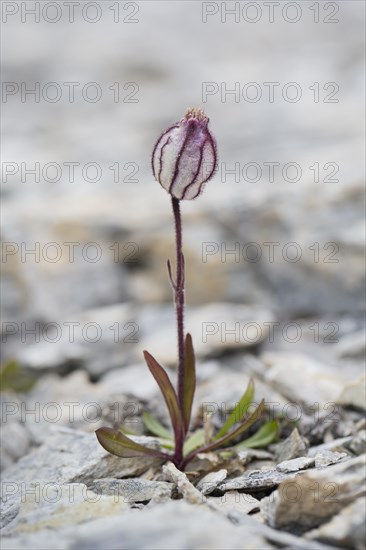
(183, 107), (208, 123)
(152, 107), (217, 200)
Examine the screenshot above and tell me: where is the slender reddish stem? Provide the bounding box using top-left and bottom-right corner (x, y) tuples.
(170, 197), (186, 466)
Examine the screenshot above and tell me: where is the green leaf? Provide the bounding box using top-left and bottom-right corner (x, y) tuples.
(184, 400), (265, 462)
(182, 333), (196, 432)
(96, 427), (166, 459)
(235, 420), (279, 450)
(160, 440), (175, 450)
(215, 379), (255, 440)
(183, 429), (205, 456)
(218, 450), (236, 460)
(207, 399), (265, 451)
(142, 411), (173, 440)
(118, 425), (139, 436)
(0, 360), (38, 393)
(143, 350), (184, 441)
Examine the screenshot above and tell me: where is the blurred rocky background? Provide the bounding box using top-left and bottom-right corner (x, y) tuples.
(1, 1), (365, 549)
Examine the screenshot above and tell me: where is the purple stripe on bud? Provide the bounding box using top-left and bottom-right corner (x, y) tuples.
(152, 108), (217, 200)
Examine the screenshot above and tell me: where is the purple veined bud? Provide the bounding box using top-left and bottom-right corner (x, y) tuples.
(152, 107), (217, 200)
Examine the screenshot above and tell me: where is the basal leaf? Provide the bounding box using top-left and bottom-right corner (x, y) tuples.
(118, 425), (139, 436)
(143, 351), (184, 440)
(183, 429), (205, 456)
(182, 333), (196, 432)
(207, 399), (265, 451)
(183, 399), (265, 462)
(218, 450), (235, 460)
(96, 427), (167, 459)
(160, 440), (175, 450)
(235, 420), (279, 450)
(142, 411), (173, 440)
(215, 379), (255, 440)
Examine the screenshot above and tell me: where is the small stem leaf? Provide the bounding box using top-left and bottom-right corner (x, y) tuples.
(142, 411), (173, 440)
(143, 351), (184, 441)
(204, 413), (213, 445)
(183, 429), (205, 456)
(167, 259), (176, 289)
(96, 427), (167, 459)
(182, 333), (196, 432)
(181, 253), (185, 285)
(215, 379), (255, 440)
(183, 400), (265, 465)
(235, 420), (279, 450)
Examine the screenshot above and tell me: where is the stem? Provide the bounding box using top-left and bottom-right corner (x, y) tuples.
(171, 197), (186, 466)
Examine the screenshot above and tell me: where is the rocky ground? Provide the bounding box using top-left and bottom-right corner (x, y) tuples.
(1, 1), (365, 549)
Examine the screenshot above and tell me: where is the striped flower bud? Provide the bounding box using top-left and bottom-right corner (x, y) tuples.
(152, 107), (217, 200)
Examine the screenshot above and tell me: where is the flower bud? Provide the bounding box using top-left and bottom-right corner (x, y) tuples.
(152, 107), (217, 200)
